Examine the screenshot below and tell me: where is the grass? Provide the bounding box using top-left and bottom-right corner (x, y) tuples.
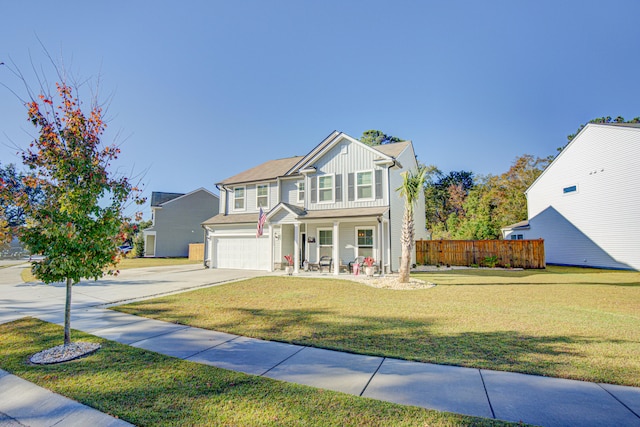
(0, 318), (519, 427)
(115, 266), (640, 387)
(20, 257), (200, 283)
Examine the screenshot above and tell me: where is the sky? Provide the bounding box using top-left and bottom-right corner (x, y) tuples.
(1, 1), (639, 219)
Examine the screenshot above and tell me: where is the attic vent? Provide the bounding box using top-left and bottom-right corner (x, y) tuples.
(341, 144), (348, 155)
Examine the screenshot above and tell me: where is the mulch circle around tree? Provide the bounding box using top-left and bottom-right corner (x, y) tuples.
(29, 342), (101, 365)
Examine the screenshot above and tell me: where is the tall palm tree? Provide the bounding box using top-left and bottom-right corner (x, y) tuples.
(396, 166), (427, 283)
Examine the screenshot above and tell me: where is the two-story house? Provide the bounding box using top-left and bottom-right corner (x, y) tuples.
(502, 123), (640, 270)
(144, 188), (219, 257)
(202, 131), (428, 273)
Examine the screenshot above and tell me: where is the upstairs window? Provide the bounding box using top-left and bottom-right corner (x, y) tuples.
(356, 171), (373, 200)
(297, 181), (305, 203)
(318, 175), (334, 203)
(234, 187), (245, 210)
(257, 184), (269, 208)
(563, 185), (577, 194)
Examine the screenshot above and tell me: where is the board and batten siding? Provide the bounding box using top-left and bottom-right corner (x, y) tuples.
(306, 138), (388, 211)
(525, 124), (640, 270)
(280, 178), (303, 206)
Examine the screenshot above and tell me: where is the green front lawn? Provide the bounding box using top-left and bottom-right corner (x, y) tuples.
(0, 318), (516, 427)
(115, 266), (640, 387)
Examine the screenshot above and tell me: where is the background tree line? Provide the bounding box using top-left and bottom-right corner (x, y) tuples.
(362, 117), (638, 240)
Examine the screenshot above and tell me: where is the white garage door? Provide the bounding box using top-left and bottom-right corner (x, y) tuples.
(215, 236), (270, 270)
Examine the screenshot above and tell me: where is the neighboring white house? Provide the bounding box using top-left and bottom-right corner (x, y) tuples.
(202, 131), (428, 273)
(143, 188), (219, 257)
(502, 123), (640, 270)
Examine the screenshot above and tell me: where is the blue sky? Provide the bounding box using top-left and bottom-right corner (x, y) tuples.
(2, 1), (638, 219)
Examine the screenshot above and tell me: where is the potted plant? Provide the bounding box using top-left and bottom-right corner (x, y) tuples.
(363, 257), (376, 277)
(284, 254), (294, 275)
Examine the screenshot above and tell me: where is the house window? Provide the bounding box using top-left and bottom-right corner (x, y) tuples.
(257, 184), (269, 208)
(318, 175), (334, 203)
(563, 185), (577, 194)
(318, 229), (333, 258)
(297, 181), (305, 203)
(356, 228), (374, 258)
(356, 171), (373, 200)
(510, 234), (524, 240)
(233, 187), (245, 210)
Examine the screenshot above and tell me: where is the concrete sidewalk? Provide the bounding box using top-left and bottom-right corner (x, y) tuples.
(1, 263), (639, 426)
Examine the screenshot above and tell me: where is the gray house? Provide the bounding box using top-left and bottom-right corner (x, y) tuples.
(144, 188), (219, 257)
(202, 131), (428, 273)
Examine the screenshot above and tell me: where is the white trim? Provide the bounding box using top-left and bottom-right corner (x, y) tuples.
(143, 230), (157, 257)
(318, 174), (335, 204)
(292, 133), (395, 174)
(354, 226), (375, 258)
(297, 180), (305, 203)
(355, 170), (375, 201)
(256, 183), (270, 209)
(233, 186), (246, 211)
(316, 227), (333, 260)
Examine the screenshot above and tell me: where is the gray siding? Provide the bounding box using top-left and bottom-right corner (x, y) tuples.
(153, 189), (219, 257)
(306, 137), (388, 211)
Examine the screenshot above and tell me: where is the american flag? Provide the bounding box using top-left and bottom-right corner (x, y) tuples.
(256, 207), (267, 237)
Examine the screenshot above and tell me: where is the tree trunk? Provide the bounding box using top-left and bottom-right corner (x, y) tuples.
(399, 209), (414, 283)
(64, 277), (72, 345)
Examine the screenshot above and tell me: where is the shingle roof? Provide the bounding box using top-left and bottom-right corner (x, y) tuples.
(372, 140), (411, 158)
(150, 192), (184, 207)
(218, 156), (304, 186)
(302, 206), (389, 219)
(203, 206), (389, 226)
(202, 213), (259, 225)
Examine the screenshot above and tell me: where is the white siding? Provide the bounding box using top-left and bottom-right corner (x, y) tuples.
(526, 124), (640, 270)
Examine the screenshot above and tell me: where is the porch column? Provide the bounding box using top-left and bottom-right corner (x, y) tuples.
(378, 219), (384, 276)
(333, 221), (339, 275)
(268, 224), (274, 272)
(293, 222), (300, 274)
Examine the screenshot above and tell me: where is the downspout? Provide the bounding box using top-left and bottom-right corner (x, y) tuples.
(387, 163), (394, 273)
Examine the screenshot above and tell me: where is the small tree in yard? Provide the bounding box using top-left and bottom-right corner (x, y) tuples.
(14, 79), (143, 348)
(396, 167), (427, 283)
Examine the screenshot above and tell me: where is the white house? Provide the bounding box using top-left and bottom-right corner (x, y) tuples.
(202, 131), (428, 273)
(502, 123), (640, 270)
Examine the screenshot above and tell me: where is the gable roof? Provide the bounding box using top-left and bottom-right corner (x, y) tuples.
(217, 156), (304, 186)
(217, 131), (413, 187)
(151, 192), (184, 207)
(525, 123), (640, 195)
(374, 140), (411, 158)
(151, 188), (218, 207)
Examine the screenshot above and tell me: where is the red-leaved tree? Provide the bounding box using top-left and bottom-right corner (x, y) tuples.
(15, 80), (144, 345)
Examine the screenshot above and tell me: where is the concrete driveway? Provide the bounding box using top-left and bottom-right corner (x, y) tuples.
(0, 262), (265, 325)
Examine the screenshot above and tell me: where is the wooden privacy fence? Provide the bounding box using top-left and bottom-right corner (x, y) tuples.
(415, 239), (545, 269)
(188, 243), (205, 261)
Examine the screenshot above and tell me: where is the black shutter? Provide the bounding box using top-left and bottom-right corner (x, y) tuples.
(335, 174), (342, 202)
(375, 169), (383, 199)
(348, 173), (354, 201)
(310, 176), (317, 203)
